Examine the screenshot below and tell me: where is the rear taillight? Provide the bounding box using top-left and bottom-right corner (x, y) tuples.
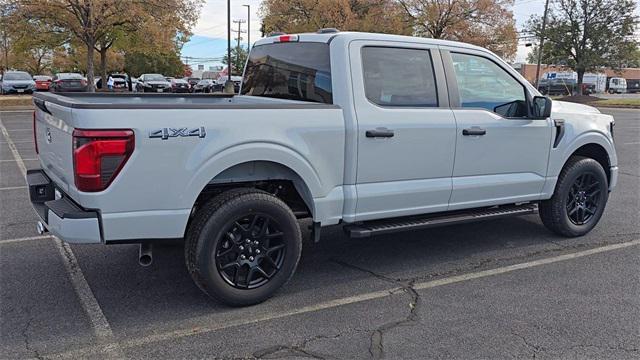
(81, 79), (87, 86)
(73, 129), (134, 192)
(33, 111), (38, 154)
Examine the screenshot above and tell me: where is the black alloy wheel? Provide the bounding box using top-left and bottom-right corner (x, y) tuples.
(565, 173), (601, 226)
(215, 213), (286, 289)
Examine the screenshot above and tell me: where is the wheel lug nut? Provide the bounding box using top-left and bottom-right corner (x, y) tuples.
(240, 255), (246, 260)
(239, 245), (244, 250)
(254, 240), (259, 245)
(246, 239), (251, 244)
(249, 256), (254, 261)
(255, 249), (261, 254)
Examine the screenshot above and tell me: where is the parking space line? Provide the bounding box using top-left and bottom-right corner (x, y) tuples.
(0, 110), (33, 113)
(0, 113), (125, 359)
(7, 128), (32, 131)
(0, 158), (37, 162)
(0, 139), (33, 143)
(0, 235), (51, 245)
(0, 185), (27, 191)
(51, 238), (640, 359)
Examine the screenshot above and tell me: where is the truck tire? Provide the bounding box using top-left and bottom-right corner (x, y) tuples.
(539, 156), (608, 237)
(185, 188), (302, 306)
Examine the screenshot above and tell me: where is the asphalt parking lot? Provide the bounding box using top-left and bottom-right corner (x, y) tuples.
(1, 108), (638, 359)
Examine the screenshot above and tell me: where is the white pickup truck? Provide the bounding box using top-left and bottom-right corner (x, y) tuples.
(29, 31), (617, 306)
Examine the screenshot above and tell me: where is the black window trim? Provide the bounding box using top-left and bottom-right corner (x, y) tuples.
(442, 50), (535, 119)
(360, 45), (444, 109)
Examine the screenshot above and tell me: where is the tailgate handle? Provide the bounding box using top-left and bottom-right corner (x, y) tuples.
(33, 98), (51, 115)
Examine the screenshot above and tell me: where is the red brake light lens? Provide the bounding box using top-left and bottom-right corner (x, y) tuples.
(73, 129), (134, 192)
(276, 35), (299, 43)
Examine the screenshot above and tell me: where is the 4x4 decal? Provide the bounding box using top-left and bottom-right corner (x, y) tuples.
(149, 127), (206, 140)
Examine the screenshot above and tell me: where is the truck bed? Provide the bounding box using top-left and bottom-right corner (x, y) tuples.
(33, 92), (337, 109)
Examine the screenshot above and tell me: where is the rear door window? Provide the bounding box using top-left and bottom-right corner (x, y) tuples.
(361, 47), (438, 107)
(241, 42), (332, 104)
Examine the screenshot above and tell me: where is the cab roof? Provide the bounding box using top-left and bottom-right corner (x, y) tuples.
(253, 31), (489, 53)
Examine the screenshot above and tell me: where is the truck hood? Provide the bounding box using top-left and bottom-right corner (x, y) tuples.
(551, 100), (600, 115)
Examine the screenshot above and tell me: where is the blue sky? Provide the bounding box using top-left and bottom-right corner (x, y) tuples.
(181, 0), (628, 66)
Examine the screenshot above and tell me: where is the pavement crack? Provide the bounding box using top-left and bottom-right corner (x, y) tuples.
(330, 259), (420, 359)
(511, 329), (544, 358)
(21, 310), (44, 360)
(252, 334), (341, 359)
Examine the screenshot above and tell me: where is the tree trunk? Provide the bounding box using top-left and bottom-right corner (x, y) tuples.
(100, 48), (107, 90)
(86, 42), (95, 92)
(576, 68), (585, 96)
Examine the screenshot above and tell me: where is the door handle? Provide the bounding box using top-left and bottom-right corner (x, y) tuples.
(462, 128), (486, 136)
(366, 128), (395, 138)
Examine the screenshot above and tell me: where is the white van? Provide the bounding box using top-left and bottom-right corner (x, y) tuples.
(608, 77), (627, 94)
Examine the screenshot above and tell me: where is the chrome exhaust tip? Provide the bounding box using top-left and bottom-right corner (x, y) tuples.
(139, 243), (153, 267)
(36, 221), (48, 235)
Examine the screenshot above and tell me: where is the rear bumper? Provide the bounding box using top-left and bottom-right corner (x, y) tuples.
(27, 169), (102, 244)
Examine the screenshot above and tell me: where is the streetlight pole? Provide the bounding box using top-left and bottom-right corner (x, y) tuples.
(227, 0), (231, 83)
(534, 0), (550, 90)
(243, 4), (250, 51)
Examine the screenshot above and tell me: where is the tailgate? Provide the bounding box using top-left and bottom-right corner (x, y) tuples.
(34, 99), (75, 193)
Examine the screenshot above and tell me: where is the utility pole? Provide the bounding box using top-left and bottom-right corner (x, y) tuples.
(243, 4), (250, 51)
(534, 0), (550, 90)
(232, 19), (247, 75)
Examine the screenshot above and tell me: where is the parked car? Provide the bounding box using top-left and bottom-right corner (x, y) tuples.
(33, 75), (53, 91)
(96, 74), (131, 91)
(184, 77), (201, 92)
(50, 73), (88, 92)
(537, 78), (576, 96)
(193, 79), (215, 93)
(171, 78), (190, 93)
(30, 31), (617, 307)
(231, 75), (242, 93)
(136, 74), (172, 93)
(211, 76), (242, 93)
(0, 71), (36, 94)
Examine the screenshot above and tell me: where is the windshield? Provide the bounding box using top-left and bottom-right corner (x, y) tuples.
(58, 73), (84, 80)
(3, 72), (32, 80)
(241, 42), (332, 104)
(145, 74), (165, 81)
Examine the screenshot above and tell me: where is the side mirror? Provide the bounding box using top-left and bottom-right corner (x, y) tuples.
(532, 96), (552, 119)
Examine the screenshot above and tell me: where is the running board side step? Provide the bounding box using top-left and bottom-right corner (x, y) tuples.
(344, 204), (538, 238)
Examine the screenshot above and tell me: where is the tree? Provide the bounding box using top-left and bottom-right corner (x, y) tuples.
(124, 51), (184, 77)
(11, 19), (67, 74)
(222, 46), (248, 76)
(399, 0), (518, 59)
(526, 0), (638, 94)
(17, 0), (202, 91)
(260, 0), (412, 36)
